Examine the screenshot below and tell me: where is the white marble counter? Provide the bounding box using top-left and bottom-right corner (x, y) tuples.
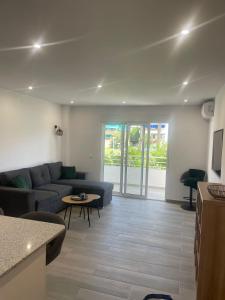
(0, 215), (64, 277)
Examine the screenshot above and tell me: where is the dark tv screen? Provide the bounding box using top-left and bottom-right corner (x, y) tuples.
(212, 129), (224, 177)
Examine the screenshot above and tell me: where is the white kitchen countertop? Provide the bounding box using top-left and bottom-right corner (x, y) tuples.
(0, 215), (64, 277)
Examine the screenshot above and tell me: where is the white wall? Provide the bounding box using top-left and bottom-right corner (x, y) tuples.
(0, 88), (62, 172)
(64, 105), (209, 201)
(61, 106), (71, 165)
(208, 84), (225, 183)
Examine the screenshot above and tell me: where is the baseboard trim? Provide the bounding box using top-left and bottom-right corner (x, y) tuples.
(166, 199), (196, 205)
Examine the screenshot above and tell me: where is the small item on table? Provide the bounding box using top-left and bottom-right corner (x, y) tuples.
(70, 195), (81, 201)
(79, 193), (87, 200)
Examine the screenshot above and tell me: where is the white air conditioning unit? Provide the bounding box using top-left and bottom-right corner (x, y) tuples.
(201, 99), (215, 120)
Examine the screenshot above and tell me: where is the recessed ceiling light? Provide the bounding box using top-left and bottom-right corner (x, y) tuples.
(97, 84), (102, 88)
(182, 81), (189, 86)
(184, 99), (189, 103)
(181, 29), (190, 36)
(122, 101), (126, 104)
(26, 243), (32, 250)
(70, 100), (75, 104)
(28, 86), (33, 90)
(33, 43), (42, 49)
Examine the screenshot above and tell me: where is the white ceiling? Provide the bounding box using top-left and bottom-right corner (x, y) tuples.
(0, 0), (225, 106)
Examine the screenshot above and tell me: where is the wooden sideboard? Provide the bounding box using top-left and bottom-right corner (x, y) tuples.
(195, 182), (225, 300)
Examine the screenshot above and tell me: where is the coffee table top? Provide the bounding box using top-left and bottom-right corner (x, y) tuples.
(62, 194), (100, 205)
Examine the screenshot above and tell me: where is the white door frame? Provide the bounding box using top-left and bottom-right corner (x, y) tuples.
(102, 122), (169, 200)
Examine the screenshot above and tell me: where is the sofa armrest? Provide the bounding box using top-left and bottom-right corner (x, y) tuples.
(76, 172), (86, 180)
(0, 187), (36, 217)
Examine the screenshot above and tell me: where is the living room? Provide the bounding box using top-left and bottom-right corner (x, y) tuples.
(0, 1), (225, 300)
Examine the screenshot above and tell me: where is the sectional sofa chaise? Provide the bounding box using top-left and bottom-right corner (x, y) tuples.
(0, 162), (113, 217)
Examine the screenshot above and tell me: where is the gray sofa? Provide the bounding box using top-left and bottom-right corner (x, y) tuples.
(0, 162), (113, 217)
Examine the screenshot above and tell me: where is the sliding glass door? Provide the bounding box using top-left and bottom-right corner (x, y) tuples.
(103, 122), (168, 200)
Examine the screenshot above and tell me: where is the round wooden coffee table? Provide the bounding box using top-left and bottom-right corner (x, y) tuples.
(62, 194), (101, 228)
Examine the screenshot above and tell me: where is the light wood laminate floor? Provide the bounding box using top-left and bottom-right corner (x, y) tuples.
(47, 197), (196, 300)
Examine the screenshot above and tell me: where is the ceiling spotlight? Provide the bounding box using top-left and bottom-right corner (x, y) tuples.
(28, 86), (33, 90)
(184, 99), (189, 103)
(181, 29), (190, 36)
(182, 81), (189, 86)
(33, 43), (42, 49)
(122, 101), (126, 104)
(97, 84), (102, 88)
(26, 243), (32, 250)
(70, 100), (75, 104)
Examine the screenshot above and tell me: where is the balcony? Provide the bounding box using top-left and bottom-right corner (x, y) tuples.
(104, 156), (166, 200)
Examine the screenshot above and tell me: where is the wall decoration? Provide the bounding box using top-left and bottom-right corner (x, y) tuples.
(54, 125), (63, 136)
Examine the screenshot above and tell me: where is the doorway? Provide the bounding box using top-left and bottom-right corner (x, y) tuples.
(103, 123), (168, 200)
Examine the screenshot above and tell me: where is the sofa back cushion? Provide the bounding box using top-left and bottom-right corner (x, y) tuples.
(1, 168), (32, 189)
(30, 165), (51, 188)
(47, 162), (62, 181)
(0, 173), (5, 186)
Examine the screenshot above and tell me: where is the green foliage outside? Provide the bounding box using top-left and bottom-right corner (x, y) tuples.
(104, 142), (168, 169)
(104, 126), (168, 169)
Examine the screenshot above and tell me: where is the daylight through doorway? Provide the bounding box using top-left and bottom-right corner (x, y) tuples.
(103, 123), (168, 200)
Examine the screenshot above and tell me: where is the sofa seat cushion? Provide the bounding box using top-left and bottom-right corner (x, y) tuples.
(53, 179), (113, 193)
(52, 179), (113, 208)
(30, 165), (51, 188)
(33, 189), (58, 202)
(36, 184), (73, 198)
(32, 189), (65, 213)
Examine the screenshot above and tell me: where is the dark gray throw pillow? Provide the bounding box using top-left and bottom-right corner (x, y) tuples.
(61, 166), (76, 179)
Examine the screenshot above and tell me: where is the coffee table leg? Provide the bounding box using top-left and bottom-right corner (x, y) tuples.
(64, 206), (68, 220)
(87, 207), (91, 227)
(83, 207), (86, 219)
(79, 207), (82, 217)
(68, 205), (72, 229)
(97, 200), (100, 219)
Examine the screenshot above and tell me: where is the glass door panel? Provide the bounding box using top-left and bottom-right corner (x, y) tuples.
(148, 123), (168, 200)
(103, 124), (124, 193)
(124, 125), (146, 197)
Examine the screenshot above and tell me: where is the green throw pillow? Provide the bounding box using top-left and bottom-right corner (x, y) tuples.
(10, 175), (30, 189)
(61, 166), (76, 179)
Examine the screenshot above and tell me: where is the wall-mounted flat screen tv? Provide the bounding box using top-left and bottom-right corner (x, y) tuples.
(212, 129), (224, 177)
